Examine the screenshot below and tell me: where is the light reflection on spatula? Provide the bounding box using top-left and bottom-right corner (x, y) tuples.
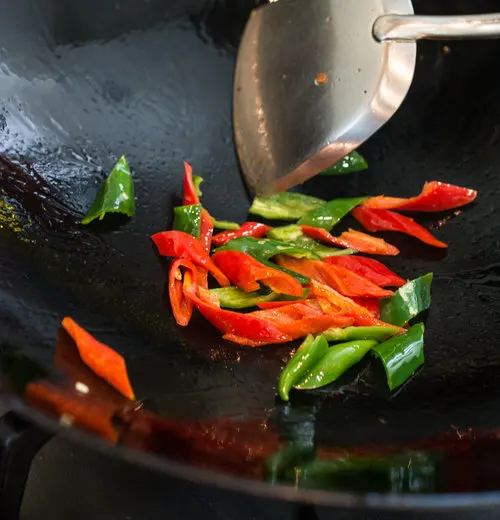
(234, 0), (500, 195)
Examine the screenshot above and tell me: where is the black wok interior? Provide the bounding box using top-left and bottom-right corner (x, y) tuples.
(1, 0), (500, 506)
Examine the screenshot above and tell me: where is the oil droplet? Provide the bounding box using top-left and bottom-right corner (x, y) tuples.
(314, 72), (328, 86)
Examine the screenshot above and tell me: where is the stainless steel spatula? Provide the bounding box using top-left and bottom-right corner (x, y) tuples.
(234, 0), (500, 195)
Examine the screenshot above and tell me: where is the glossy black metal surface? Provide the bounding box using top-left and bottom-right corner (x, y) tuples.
(1, 0), (500, 509)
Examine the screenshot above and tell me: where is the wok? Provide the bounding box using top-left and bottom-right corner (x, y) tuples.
(1, 0), (500, 514)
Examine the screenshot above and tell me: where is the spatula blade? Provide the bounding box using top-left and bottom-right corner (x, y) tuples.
(234, 0), (416, 195)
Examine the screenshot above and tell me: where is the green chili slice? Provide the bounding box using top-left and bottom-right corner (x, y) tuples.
(295, 340), (377, 390)
(210, 287), (308, 309)
(213, 219), (240, 230)
(210, 287), (277, 309)
(323, 326), (400, 343)
(173, 204), (202, 238)
(192, 175), (203, 197)
(278, 335), (329, 401)
(372, 322), (425, 391)
(297, 197), (368, 231)
(267, 225), (355, 258)
(82, 155), (135, 224)
(320, 151), (368, 176)
(215, 236), (319, 260)
(379, 273), (433, 327)
(249, 192), (326, 220)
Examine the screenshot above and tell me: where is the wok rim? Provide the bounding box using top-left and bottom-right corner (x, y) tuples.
(6, 393), (500, 511)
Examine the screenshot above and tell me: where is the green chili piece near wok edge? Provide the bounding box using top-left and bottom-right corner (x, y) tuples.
(298, 197), (369, 231)
(268, 225), (355, 258)
(379, 273), (433, 327)
(173, 204), (202, 238)
(249, 192), (326, 220)
(323, 326), (400, 343)
(295, 340), (377, 390)
(372, 323), (425, 391)
(82, 155), (135, 224)
(278, 335), (329, 401)
(320, 151), (368, 176)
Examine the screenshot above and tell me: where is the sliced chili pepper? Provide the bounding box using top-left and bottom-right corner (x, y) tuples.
(212, 222), (271, 247)
(61, 317), (135, 400)
(215, 236), (319, 261)
(373, 323), (425, 390)
(268, 225), (355, 258)
(152, 231), (230, 287)
(173, 204), (202, 238)
(192, 175), (203, 197)
(309, 280), (399, 328)
(183, 161), (200, 205)
(351, 298), (380, 317)
(323, 264), (393, 299)
(256, 300), (306, 310)
(213, 219), (240, 230)
(214, 237), (315, 284)
(278, 335), (329, 401)
(295, 339), (378, 390)
(337, 229), (399, 256)
(298, 197), (368, 231)
(301, 226), (399, 256)
(181, 163), (213, 251)
(362, 181), (477, 212)
(249, 192), (326, 220)
(324, 256), (406, 288)
(351, 207), (447, 249)
(184, 288), (292, 346)
(199, 208), (214, 252)
(320, 151), (368, 176)
(82, 156), (135, 225)
(169, 258), (201, 326)
(251, 301), (352, 339)
(275, 256), (393, 299)
(210, 287), (278, 309)
(324, 326), (399, 343)
(379, 273), (433, 327)
(212, 250), (303, 297)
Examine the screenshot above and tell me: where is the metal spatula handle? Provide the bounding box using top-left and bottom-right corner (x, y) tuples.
(374, 13), (500, 42)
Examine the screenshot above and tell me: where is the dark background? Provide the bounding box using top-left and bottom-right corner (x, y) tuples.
(2, 0), (500, 517)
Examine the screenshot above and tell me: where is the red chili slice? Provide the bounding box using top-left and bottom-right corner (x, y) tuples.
(212, 222), (272, 247)
(351, 206), (447, 248)
(152, 230), (230, 286)
(185, 289), (292, 346)
(309, 280), (400, 329)
(301, 226), (399, 256)
(212, 250), (303, 296)
(351, 298), (380, 318)
(275, 256), (393, 299)
(362, 181), (477, 212)
(183, 161), (200, 206)
(250, 301), (352, 339)
(62, 317), (135, 400)
(324, 256), (406, 288)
